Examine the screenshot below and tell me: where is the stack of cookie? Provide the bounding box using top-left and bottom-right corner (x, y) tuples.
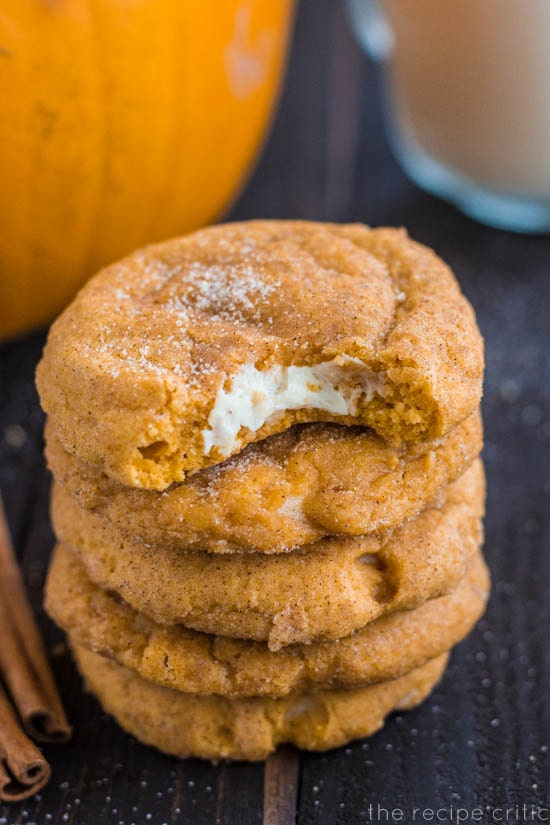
(37, 221), (488, 761)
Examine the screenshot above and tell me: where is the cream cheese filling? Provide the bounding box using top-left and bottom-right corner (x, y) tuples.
(202, 357), (384, 456)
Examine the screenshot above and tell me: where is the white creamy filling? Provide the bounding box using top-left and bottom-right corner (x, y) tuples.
(202, 357), (384, 456)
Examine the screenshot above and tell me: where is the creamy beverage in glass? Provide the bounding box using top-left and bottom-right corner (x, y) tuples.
(346, 0), (550, 232)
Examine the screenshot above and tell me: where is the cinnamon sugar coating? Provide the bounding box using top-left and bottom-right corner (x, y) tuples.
(37, 221), (483, 489)
(47, 545), (488, 698)
(51, 461), (485, 650)
(73, 644), (448, 761)
(45, 412), (482, 554)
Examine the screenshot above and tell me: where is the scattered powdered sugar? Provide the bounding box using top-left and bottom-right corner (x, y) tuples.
(197, 439), (280, 487)
(140, 256), (183, 287)
(81, 242), (284, 382)
(82, 337), (191, 381)
(172, 261), (279, 323)
(108, 255), (181, 299)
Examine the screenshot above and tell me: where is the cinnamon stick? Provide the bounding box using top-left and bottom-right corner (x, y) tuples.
(0, 683), (51, 802)
(0, 497), (71, 743)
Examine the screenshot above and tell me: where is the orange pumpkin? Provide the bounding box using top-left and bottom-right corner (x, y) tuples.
(0, 0), (294, 341)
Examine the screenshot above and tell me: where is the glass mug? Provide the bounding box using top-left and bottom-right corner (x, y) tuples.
(346, 0), (550, 233)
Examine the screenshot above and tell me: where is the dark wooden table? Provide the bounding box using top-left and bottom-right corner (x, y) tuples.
(1, 1), (549, 823)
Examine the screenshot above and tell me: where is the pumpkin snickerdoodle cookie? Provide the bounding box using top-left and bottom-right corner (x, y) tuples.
(72, 643), (449, 761)
(37, 221), (483, 489)
(47, 545), (489, 698)
(51, 460), (484, 649)
(45, 411), (482, 554)
(39, 219), (487, 762)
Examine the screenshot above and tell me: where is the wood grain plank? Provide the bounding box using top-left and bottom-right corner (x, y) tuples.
(0, 332), (47, 547)
(213, 762), (264, 825)
(263, 748), (300, 825)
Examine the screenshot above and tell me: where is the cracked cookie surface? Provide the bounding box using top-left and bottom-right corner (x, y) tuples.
(51, 460), (485, 649)
(47, 545), (488, 697)
(45, 412), (482, 554)
(37, 221), (484, 489)
(72, 643), (448, 761)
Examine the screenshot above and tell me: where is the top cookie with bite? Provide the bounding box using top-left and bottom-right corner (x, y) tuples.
(37, 220), (484, 489)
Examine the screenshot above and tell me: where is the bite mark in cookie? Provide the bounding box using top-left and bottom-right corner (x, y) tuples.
(202, 356), (386, 456)
(37, 221), (484, 489)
